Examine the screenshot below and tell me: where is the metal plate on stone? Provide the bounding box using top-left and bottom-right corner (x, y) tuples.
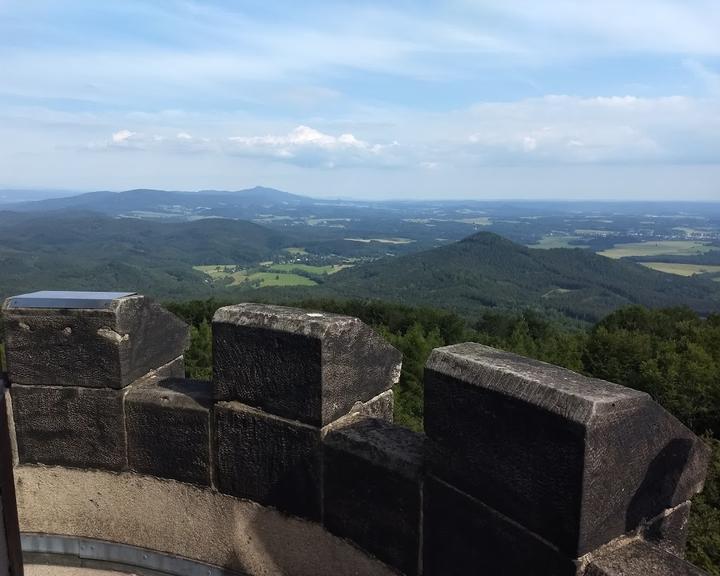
(6, 291), (136, 310)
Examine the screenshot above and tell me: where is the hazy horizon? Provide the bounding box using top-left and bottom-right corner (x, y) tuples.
(3, 185), (720, 205)
(1, 1), (719, 200)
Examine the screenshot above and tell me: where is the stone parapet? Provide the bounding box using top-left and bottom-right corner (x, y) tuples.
(0, 293), (712, 576)
(212, 303), (402, 426)
(324, 415), (424, 575)
(424, 342), (711, 575)
(3, 292), (189, 389)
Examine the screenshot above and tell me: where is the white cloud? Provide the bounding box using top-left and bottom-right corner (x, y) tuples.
(227, 125), (397, 167)
(88, 129), (212, 152)
(459, 95), (719, 164)
(74, 92), (720, 169)
(111, 129), (139, 144)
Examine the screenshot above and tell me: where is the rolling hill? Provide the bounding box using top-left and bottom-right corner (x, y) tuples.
(4, 186), (311, 219)
(0, 211), (289, 299)
(1, 209), (718, 322)
(319, 232), (720, 321)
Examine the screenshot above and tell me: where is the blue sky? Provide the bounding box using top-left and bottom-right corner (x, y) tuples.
(1, 0), (719, 200)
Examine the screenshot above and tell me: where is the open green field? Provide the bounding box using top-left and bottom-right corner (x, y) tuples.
(193, 265), (318, 287)
(283, 247), (308, 255)
(574, 229), (615, 236)
(529, 236), (590, 249)
(639, 262), (720, 276)
(306, 218), (351, 226)
(403, 217), (491, 225)
(542, 287), (574, 298)
(234, 271), (317, 287)
(345, 237), (414, 244)
(454, 217), (492, 225)
(193, 265), (236, 279)
(598, 240), (716, 259)
(268, 263), (352, 275)
(672, 227), (712, 235)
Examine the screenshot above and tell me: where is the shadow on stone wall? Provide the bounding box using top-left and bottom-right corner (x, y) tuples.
(626, 438), (693, 530)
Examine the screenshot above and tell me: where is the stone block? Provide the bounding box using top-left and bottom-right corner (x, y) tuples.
(346, 389), (394, 423)
(424, 343), (711, 557)
(125, 376), (211, 486)
(586, 539), (707, 576)
(642, 501), (692, 558)
(423, 476), (577, 576)
(215, 401), (321, 520)
(11, 384), (125, 470)
(213, 304), (401, 426)
(149, 356), (186, 380)
(324, 416), (423, 576)
(3, 293), (189, 388)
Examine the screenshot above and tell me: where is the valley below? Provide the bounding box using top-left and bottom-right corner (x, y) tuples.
(1, 187), (719, 322)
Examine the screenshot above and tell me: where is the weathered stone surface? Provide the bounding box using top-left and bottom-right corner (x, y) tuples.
(3, 294), (189, 389)
(146, 355), (186, 380)
(346, 389), (394, 423)
(424, 476), (578, 576)
(213, 304), (402, 426)
(324, 416), (423, 575)
(11, 384), (125, 470)
(642, 501), (692, 558)
(215, 401), (322, 520)
(586, 539), (708, 576)
(125, 376), (211, 486)
(15, 466), (398, 576)
(424, 343), (711, 557)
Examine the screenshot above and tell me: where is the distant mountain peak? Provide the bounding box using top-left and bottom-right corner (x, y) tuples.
(3, 186), (312, 216)
(326, 231), (720, 321)
(460, 230), (520, 247)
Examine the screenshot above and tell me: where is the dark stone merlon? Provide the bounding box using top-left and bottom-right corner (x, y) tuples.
(215, 401), (323, 521)
(424, 342), (711, 557)
(213, 389), (395, 522)
(424, 476), (578, 576)
(324, 416), (424, 575)
(9, 356), (185, 473)
(11, 384), (126, 471)
(125, 375), (212, 486)
(2, 293), (189, 389)
(213, 303), (402, 426)
(586, 539), (709, 576)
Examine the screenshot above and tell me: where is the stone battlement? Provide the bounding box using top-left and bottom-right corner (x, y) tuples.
(0, 291), (713, 575)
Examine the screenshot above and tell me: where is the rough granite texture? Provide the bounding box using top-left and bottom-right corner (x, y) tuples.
(2, 295), (189, 389)
(642, 501), (692, 558)
(346, 389), (394, 423)
(586, 539), (707, 576)
(10, 385), (125, 471)
(324, 416), (424, 575)
(215, 401), (322, 520)
(423, 476), (578, 576)
(14, 466), (396, 576)
(324, 415), (423, 480)
(213, 304), (402, 426)
(125, 376), (212, 486)
(424, 343), (711, 557)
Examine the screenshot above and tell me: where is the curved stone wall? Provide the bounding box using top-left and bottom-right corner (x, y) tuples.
(1, 292), (714, 576)
(15, 466), (395, 576)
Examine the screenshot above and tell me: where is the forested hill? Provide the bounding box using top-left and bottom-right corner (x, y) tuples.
(1, 211), (718, 321)
(0, 211), (288, 299)
(321, 232), (720, 322)
(3, 186), (310, 218)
